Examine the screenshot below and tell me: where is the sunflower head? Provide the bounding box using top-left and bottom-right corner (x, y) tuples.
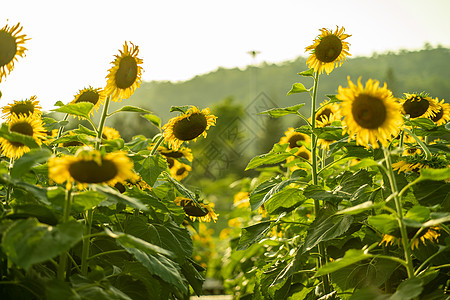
(305, 26), (351, 75)
(392, 153), (449, 175)
(174, 197), (218, 222)
(162, 106), (217, 150)
(0, 22), (29, 82)
(48, 148), (138, 190)
(0, 114), (46, 158)
(157, 145), (194, 162)
(401, 93), (440, 119)
(2, 96), (42, 120)
(169, 159), (192, 181)
(105, 41), (143, 102)
(338, 77), (403, 148)
(279, 127), (310, 149)
(102, 126), (121, 140)
(314, 100), (342, 149)
(379, 226), (440, 250)
(70, 86), (106, 116)
(430, 99), (450, 126)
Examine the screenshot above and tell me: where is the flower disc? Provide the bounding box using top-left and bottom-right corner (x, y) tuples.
(0, 23), (29, 82)
(351, 94), (387, 129)
(68, 159), (118, 183)
(173, 112), (208, 141)
(2, 96), (41, 120)
(401, 93), (440, 119)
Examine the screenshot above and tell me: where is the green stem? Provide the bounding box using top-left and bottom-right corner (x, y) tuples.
(382, 147), (415, 278)
(5, 157), (14, 205)
(57, 188), (72, 280)
(95, 96), (111, 151)
(403, 127), (431, 160)
(81, 209), (93, 275)
(88, 249), (127, 261)
(309, 72), (331, 294)
(150, 134), (164, 156)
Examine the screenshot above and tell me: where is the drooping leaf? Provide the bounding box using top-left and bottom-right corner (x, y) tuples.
(390, 277), (423, 300)
(142, 114), (161, 128)
(315, 248), (373, 276)
(7, 204), (58, 226)
(258, 104), (305, 118)
(237, 221), (273, 250)
(109, 105), (152, 115)
(287, 83), (310, 96)
(2, 218), (84, 270)
(93, 185), (147, 211)
(52, 102), (94, 119)
(181, 261), (205, 296)
(418, 167), (450, 182)
(169, 105), (190, 114)
(264, 188), (306, 214)
(10, 148), (52, 179)
(297, 68), (314, 77)
(246, 143), (297, 170)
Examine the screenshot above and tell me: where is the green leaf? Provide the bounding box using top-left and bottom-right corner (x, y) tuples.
(390, 277), (423, 300)
(142, 114), (161, 128)
(108, 230), (174, 258)
(72, 190), (107, 212)
(7, 204), (59, 225)
(237, 221), (272, 250)
(0, 174), (50, 205)
(258, 104), (305, 118)
(52, 102), (94, 119)
(303, 185), (346, 203)
(265, 188), (306, 214)
(405, 205), (430, 223)
(109, 105), (152, 115)
(297, 68), (314, 77)
(45, 279), (81, 300)
(418, 167), (450, 182)
(315, 248), (372, 276)
(10, 148), (52, 179)
(336, 201), (378, 215)
(409, 117), (436, 130)
(181, 261), (205, 296)
(2, 218), (84, 270)
(93, 185), (147, 211)
(42, 117), (69, 131)
(245, 143), (297, 170)
(169, 105), (190, 114)
(135, 154), (167, 187)
(287, 83), (310, 95)
(302, 213), (354, 253)
(0, 123), (40, 149)
(423, 214), (450, 227)
(249, 176), (284, 211)
(163, 172), (200, 207)
(54, 101), (65, 107)
(367, 214), (398, 234)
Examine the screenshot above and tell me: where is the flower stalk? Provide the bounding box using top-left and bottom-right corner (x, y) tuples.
(57, 188), (72, 280)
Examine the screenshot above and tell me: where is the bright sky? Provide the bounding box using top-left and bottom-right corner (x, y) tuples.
(1, 0), (449, 110)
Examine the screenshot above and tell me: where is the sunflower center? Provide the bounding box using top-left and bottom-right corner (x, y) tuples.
(161, 150), (183, 158)
(115, 55), (138, 89)
(10, 103), (34, 116)
(166, 157), (175, 169)
(431, 107), (443, 122)
(183, 204), (208, 217)
(0, 31), (17, 67)
(68, 158), (118, 184)
(403, 97), (429, 118)
(315, 35), (342, 63)
(351, 94), (386, 129)
(298, 151), (310, 161)
(176, 167), (186, 176)
(316, 108), (332, 121)
(76, 91), (99, 105)
(10, 121), (34, 136)
(173, 112), (208, 141)
(288, 134), (305, 149)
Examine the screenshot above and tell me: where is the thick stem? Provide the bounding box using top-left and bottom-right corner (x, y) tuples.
(81, 209), (93, 275)
(310, 73), (331, 294)
(383, 147), (415, 278)
(150, 134), (164, 156)
(95, 96), (111, 151)
(57, 188), (72, 280)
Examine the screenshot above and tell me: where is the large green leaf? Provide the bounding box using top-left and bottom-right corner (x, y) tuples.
(0, 173), (50, 205)
(181, 260), (205, 296)
(72, 190), (107, 212)
(108, 230), (173, 258)
(0, 123), (40, 149)
(134, 154), (167, 187)
(93, 185), (147, 211)
(302, 212), (354, 253)
(413, 180), (450, 208)
(237, 221), (273, 250)
(7, 204), (58, 225)
(264, 187), (306, 214)
(2, 218), (84, 270)
(315, 248), (373, 276)
(367, 214), (398, 235)
(10, 148), (52, 179)
(249, 176), (284, 211)
(246, 144), (298, 170)
(52, 102), (94, 119)
(258, 104), (305, 118)
(390, 277), (423, 300)
(418, 167), (450, 182)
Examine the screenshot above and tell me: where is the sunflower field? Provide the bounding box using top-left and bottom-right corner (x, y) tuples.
(0, 21), (449, 300)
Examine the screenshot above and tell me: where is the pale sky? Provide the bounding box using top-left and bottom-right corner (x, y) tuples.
(1, 0), (449, 110)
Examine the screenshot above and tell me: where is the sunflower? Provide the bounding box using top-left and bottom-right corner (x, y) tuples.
(0, 114), (46, 158)
(174, 197), (218, 222)
(2, 96), (42, 120)
(48, 148), (138, 190)
(401, 93), (440, 119)
(169, 159), (192, 181)
(157, 145), (194, 162)
(162, 106), (217, 151)
(105, 41), (143, 102)
(430, 98), (450, 126)
(338, 77), (403, 148)
(286, 146), (311, 173)
(305, 26), (351, 75)
(279, 127), (310, 150)
(102, 126), (121, 140)
(69, 86), (106, 116)
(0, 23), (29, 82)
(314, 100), (342, 149)
(392, 153), (449, 175)
(379, 226), (440, 250)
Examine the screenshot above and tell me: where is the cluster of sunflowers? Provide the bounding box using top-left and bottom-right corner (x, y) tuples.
(0, 21), (220, 298)
(221, 26), (450, 299)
